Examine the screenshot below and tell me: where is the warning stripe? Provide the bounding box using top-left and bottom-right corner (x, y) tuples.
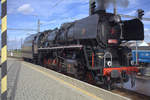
(1, 0), (6, 4)
(1, 0), (7, 100)
(1, 76), (7, 93)
(1, 16), (7, 33)
(1, 46), (7, 64)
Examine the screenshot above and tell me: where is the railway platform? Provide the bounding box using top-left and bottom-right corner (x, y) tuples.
(0, 58), (149, 100)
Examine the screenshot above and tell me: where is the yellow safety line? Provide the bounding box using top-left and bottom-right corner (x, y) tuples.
(24, 63), (103, 100)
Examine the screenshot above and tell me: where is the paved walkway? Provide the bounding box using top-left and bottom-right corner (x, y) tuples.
(0, 58), (21, 100)
(15, 62), (92, 100)
(0, 58), (128, 100)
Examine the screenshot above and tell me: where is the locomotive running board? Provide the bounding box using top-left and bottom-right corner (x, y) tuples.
(38, 45), (83, 50)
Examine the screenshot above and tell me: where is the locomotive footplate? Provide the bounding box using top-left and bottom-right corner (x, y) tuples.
(88, 67), (102, 70)
(103, 67), (139, 76)
(38, 45), (83, 50)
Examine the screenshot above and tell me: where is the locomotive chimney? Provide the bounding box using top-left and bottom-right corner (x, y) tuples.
(89, 0), (107, 15)
(114, 8), (117, 15)
(95, 0), (106, 13)
(89, 0), (96, 15)
(113, 0), (117, 15)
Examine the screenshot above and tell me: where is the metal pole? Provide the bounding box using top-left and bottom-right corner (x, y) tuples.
(136, 41), (138, 65)
(113, 0), (117, 15)
(21, 38), (22, 48)
(37, 19), (40, 33)
(1, 0), (7, 100)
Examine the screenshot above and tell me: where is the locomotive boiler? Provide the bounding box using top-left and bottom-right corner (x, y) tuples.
(22, 4), (144, 89)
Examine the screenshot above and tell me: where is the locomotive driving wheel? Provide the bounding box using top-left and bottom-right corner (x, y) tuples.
(73, 61), (86, 80)
(43, 57), (48, 68)
(85, 71), (95, 84)
(74, 67), (85, 80)
(38, 53), (43, 66)
(104, 76), (113, 90)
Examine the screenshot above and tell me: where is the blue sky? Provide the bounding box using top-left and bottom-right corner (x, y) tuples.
(1, 0), (150, 49)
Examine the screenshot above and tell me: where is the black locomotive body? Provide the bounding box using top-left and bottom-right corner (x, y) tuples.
(22, 34), (37, 60)
(22, 10), (144, 89)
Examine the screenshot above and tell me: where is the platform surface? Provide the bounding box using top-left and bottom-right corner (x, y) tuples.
(0, 58), (130, 100)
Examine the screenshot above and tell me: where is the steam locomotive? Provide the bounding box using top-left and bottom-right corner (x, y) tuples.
(22, 8), (144, 89)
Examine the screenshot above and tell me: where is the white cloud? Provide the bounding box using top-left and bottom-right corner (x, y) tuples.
(144, 28), (150, 42)
(145, 11), (150, 17)
(129, 0), (138, 5)
(143, 21), (150, 25)
(8, 8), (15, 14)
(17, 4), (34, 14)
(127, 10), (136, 15)
(144, 28), (150, 33)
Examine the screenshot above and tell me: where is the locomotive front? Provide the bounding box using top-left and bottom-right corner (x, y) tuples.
(94, 11), (144, 89)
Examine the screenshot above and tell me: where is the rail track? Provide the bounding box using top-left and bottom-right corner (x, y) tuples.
(112, 87), (150, 100)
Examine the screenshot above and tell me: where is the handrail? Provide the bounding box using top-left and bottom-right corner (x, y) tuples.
(104, 52), (112, 68)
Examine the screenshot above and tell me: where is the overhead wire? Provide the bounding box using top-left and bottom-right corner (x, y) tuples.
(7, 28), (37, 31)
(41, 0), (89, 27)
(51, 0), (65, 9)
